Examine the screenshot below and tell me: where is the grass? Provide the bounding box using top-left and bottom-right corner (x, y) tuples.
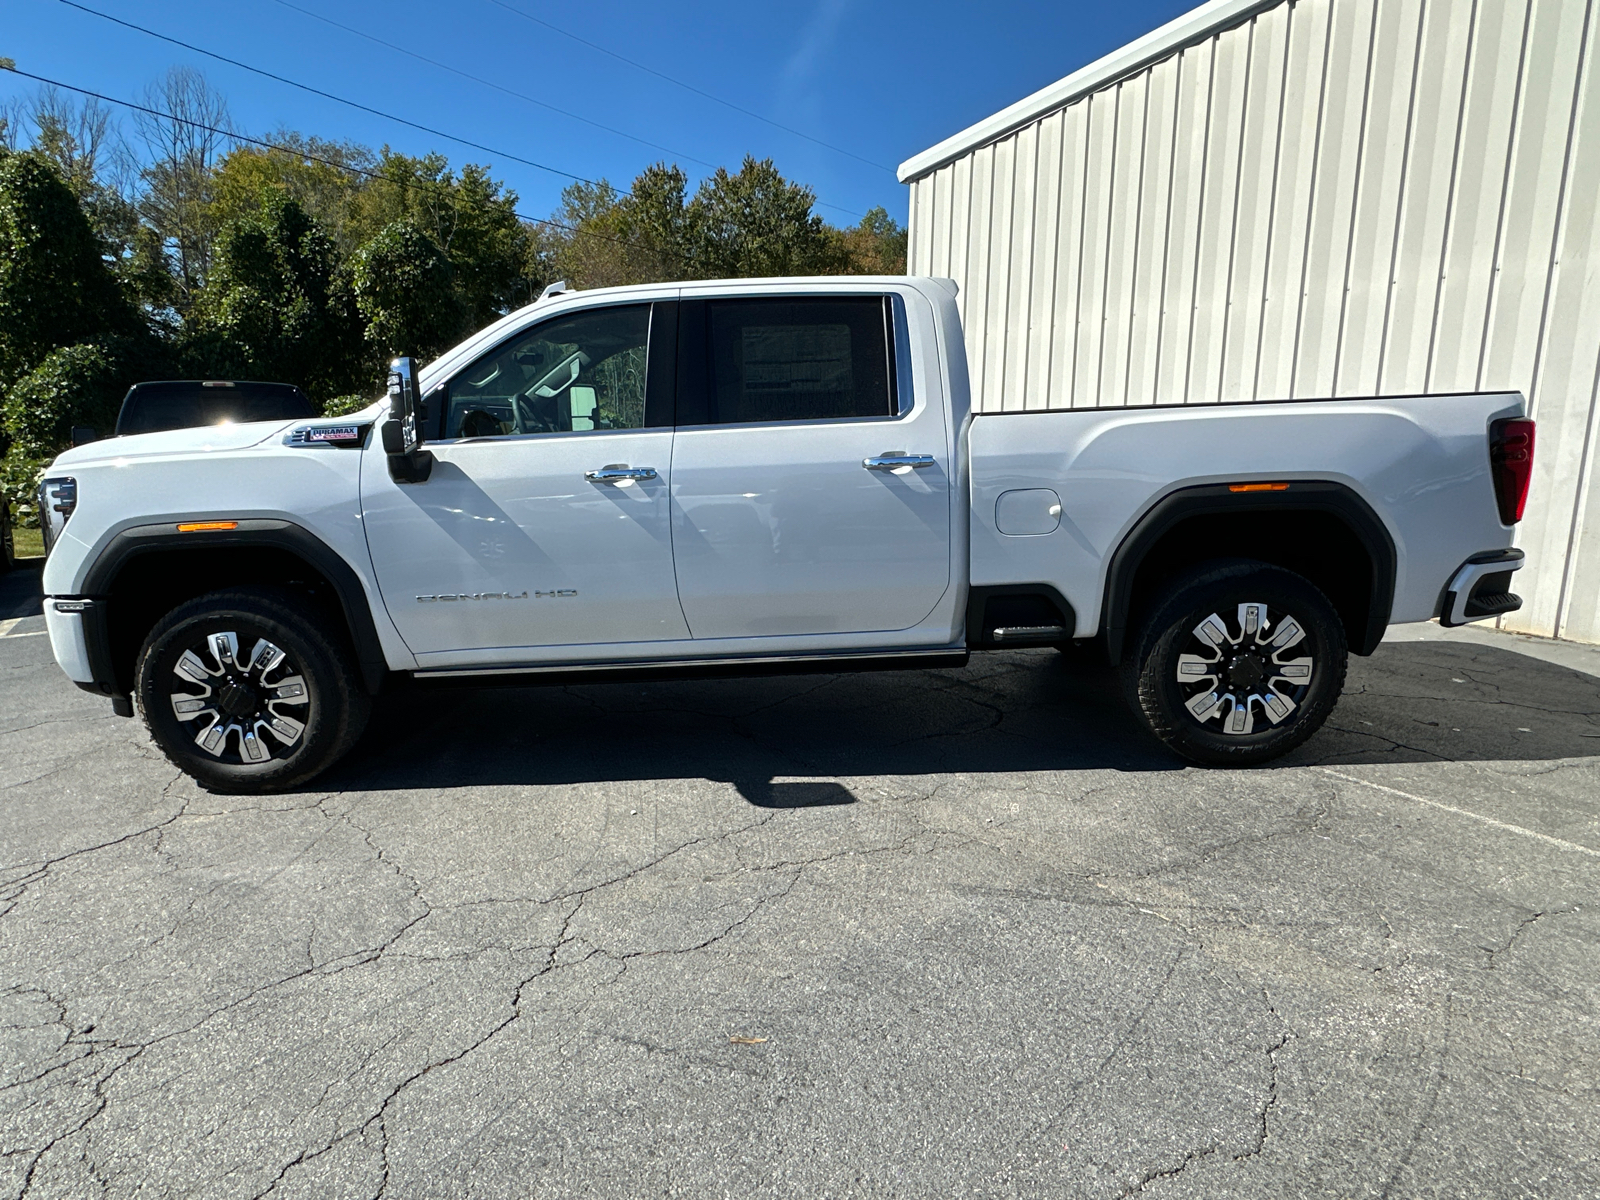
(12, 524), (44, 560)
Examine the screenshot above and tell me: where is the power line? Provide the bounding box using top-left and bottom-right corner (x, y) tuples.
(482, 0), (895, 175)
(267, 0), (861, 220)
(54, 0), (866, 220)
(266, 0), (718, 172)
(0, 65), (699, 269)
(54, 0), (592, 184)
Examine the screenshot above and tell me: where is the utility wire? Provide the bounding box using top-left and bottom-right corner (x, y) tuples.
(54, 0), (592, 183)
(0, 64), (702, 269)
(482, 0), (895, 175)
(54, 0), (865, 219)
(266, 0), (718, 171)
(268, 0), (861, 219)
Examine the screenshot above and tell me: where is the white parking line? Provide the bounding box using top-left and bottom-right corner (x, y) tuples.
(1323, 768), (1600, 858)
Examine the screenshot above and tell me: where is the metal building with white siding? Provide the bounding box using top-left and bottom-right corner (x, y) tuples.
(900, 0), (1600, 644)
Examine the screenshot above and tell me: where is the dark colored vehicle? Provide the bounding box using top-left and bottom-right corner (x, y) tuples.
(115, 381), (317, 437)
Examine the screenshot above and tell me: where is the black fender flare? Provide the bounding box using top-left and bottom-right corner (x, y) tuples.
(1100, 481), (1397, 663)
(75, 518), (390, 695)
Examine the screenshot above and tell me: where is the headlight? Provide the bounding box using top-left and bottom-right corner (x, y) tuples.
(38, 476), (76, 557)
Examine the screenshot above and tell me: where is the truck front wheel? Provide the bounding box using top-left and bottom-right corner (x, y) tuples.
(136, 588), (370, 793)
(1124, 561), (1347, 766)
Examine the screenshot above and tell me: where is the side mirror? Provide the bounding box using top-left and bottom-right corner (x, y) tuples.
(382, 356), (433, 483)
(70, 426), (97, 447)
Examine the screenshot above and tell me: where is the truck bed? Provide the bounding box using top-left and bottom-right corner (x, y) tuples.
(967, 392), (1524, 638)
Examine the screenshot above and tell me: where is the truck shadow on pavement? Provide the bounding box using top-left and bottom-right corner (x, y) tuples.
(0, 560), (43, 619)
(326, 640), (1600, 798)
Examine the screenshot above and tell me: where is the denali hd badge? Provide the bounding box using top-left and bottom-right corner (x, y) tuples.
(416, 590), (577, 602)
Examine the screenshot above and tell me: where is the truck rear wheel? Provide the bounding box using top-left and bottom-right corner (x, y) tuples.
(1124, 560), (1347, 766)
(135, 588), (370, 793)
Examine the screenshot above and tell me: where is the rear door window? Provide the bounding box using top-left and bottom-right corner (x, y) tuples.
(703, 297), (896, 425)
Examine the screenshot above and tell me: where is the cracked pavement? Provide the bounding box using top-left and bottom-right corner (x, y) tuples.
(2, 587), (1598, 1196)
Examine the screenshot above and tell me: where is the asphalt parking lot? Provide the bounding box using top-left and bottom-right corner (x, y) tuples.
(3, 560), (1598, 1199)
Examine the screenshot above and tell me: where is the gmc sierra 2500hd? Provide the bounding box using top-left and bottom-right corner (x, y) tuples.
(37, 276), (1533, 792)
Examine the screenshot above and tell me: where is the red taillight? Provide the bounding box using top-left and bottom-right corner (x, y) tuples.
(1489, 417), (1535, 525)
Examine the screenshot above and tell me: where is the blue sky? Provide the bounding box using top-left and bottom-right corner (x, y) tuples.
(4, 0), (1194, 225)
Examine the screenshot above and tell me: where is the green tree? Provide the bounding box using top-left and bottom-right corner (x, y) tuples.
(0, 151), (138, 391)
(544, 178), (632, 290)
(352, 221), (462, 361)
(686, 156), (838, 279)
(626, 164), (692, 261)
(185, 187), (364, 399)
(119, 221), (178, 319)
(441, 162), (536, 323)
(1, 342), (122, 460)
(210, 134), (373, 258)
(543, 157), (871, 288)
(832, 206), (907, 275)
(557, 163), (697, 286)
(24, 88), (176, 322)
(355, 150), (536, 322)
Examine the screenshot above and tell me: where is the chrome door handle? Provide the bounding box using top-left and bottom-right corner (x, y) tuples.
(585, 464), (658, 484)
(863, 453), (936, 471)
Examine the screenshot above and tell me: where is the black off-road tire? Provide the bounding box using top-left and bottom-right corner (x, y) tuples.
(136, 588), (370, 793)
(1124, 560), (1347, 766)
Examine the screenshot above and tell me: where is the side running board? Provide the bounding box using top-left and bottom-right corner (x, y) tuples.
(410, 647), (968, 686)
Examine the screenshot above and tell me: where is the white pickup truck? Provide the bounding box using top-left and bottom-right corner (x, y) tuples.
(37, 276), (1534, 792)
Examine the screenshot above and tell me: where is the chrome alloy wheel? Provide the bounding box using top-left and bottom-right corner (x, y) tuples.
(1174, 601), (1316, 736)
(169, 631), (309, 763)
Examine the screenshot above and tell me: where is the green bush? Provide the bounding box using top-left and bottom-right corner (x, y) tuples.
(0, 448), (47, 529)
(1, 342), (123, 461)
(321, 393), (380, 417)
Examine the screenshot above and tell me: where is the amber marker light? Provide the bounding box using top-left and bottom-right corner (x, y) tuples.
(1228, 482), (1290, 493)
(176, 521), (239, 533)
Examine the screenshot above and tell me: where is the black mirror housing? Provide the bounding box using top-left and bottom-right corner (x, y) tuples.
(387, 357), (423, 451)
(70, 426), (97, 447)
(384, 356), (433, 483)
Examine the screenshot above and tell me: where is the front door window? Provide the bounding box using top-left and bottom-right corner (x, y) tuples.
(441, 305), (651, 439)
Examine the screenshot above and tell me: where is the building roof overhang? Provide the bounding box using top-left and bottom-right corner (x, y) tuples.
(897, 0), (1284, 183)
